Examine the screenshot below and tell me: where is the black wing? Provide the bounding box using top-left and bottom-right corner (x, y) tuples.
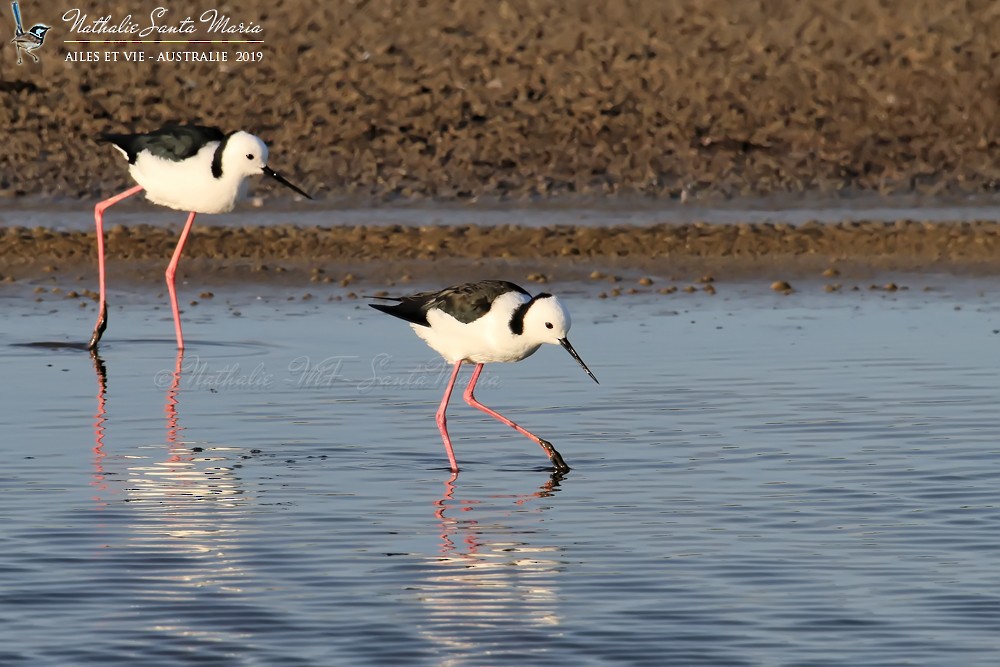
(369, 280), (529, 327)
(100, 124), (226, 164)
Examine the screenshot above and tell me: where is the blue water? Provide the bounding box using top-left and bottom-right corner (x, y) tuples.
(2, 280), (1000, 665)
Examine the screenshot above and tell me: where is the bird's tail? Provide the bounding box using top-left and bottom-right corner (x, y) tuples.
(11, 1), (24, 35)
(367, 301), (431, 327)
(367, 302), (398, 318)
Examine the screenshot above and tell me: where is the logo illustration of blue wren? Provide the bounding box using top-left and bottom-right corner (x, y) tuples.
(9, 1), (49, 64)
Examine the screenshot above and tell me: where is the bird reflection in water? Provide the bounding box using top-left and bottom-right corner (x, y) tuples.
(88, 349), (254, 639)
(164, 350), (183, 448)
(122, 351), (248, 551)
(420, 471), (568, 657)
(90, 350), (109, 501)
(90, 350), (193, 502)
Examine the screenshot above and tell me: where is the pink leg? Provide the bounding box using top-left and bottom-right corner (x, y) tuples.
(463, 363), (571, 472)
(436, 361), (463, 472)
(165, 211), (197, 349)
(89, 185), (144, 349)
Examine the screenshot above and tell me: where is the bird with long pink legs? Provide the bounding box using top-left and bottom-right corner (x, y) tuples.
(89, 124), (312, 350)
(370, 280), (599, 473)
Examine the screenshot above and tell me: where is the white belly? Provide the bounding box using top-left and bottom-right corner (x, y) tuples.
(129, 146), (246, 214)
(411, 304), (542, 364)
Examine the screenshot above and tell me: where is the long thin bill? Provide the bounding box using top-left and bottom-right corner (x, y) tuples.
(559, 338), (599, 384)
(263, 166), (313, 199)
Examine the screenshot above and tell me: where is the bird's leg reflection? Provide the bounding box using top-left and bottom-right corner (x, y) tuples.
(420, 471), (570, 651)
(87, 346), (251, 620)
(90, 349), (188, 502)
(514, 470), (565, 505)
(117, 348), (252, 625)
(91, 349), (109, 499)
(434, 470), (567, 558)
(165, 349), (185, 454)
(435, 471), (483, 556)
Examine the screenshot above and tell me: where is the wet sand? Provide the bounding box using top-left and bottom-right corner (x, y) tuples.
(4, 220), (1000, 293)
(3, 0), (999, 201)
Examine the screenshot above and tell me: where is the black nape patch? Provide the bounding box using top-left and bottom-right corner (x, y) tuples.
(508, 293), (550, 335)
(211, 133), (233, 178)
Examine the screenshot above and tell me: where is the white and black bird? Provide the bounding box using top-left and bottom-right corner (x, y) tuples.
(89, 123), (312, 350)
(370, 280), (598, 473)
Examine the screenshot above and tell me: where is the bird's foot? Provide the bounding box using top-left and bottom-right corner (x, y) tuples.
(539, 438), (571, 473)
(88, 302), (108, 350)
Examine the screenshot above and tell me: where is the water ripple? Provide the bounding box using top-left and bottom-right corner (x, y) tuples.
(3, 289), (1000, 664)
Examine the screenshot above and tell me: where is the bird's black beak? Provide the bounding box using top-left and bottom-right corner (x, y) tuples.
(263, 166), (313, 200)
(559, 338), (599, 384)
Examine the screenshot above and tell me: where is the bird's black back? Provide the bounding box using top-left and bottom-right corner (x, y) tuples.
(100, 124), (226, 164)
(369, 280), (530, 327)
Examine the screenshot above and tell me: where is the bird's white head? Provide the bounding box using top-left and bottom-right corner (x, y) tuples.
(522, 295), (572, 344)
(220, 131), (312, 199)
(222, 131), (270, 178)
(521, 295), (598, 383)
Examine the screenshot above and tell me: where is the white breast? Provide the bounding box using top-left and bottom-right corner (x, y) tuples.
(411, 292), (543, 364)
(129, 144), (244, 214)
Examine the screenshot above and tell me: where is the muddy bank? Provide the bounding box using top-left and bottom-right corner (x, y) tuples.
(2, 0), (999, 201)
(4, 222), (1000, 290)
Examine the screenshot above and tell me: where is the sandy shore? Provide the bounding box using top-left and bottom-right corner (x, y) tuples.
(5, 221), (1000, 293)
(5, 2), (999, 291)
(2, 0), (998, 201)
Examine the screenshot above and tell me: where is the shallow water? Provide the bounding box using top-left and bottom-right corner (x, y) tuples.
(6, 192), (1000, 230)
(3, 281), (1000, 665)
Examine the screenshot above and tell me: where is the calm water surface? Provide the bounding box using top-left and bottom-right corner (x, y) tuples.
(7, 193), (1000, 230)
(2, 280), (1000, 665)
